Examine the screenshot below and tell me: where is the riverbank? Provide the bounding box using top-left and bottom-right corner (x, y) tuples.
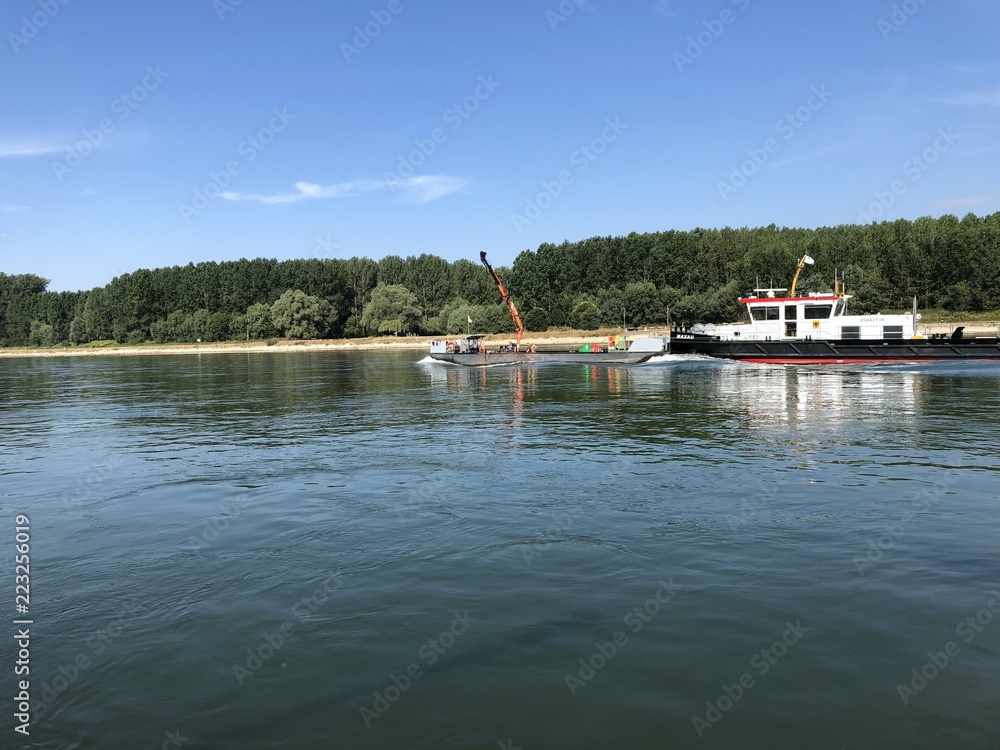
(0, 329), (640, 358)
(1, 321), (996, 358)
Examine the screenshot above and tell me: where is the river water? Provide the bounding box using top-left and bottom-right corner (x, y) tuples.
(1, 351), (998, 749)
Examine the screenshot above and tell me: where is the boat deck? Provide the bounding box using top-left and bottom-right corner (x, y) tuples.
(429, 350), (658, 366)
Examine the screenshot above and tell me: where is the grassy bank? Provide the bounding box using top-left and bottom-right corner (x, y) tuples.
(1, 318), (996, 358)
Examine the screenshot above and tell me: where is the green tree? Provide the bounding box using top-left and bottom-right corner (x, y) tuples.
(271, 290), (336, 339)
(624, 282), (664, 324)
(482, 303), (516, 334)
(377, 255), (407, 286)
(522, 307), (550, 332)
(336, 256), (376, 329)
(405, 254), (452, 319)
(450, 259), (496, 304)
(597, 287), (625, 327)
(445, 303), (478, 334)
(378, 319), (404, 334)
(28, 320), (55, 347)
(360, 284), (421, 334)
(69, 316), (90, 344)
(244, 302), (278, 339)
(570, 300), (601, 330)
(206, 312), (231, 342)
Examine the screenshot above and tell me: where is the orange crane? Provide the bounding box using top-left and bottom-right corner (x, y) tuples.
(480, 251), (524, 351)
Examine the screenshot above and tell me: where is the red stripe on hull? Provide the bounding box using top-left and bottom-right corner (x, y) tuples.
(739, 358), (941, 364)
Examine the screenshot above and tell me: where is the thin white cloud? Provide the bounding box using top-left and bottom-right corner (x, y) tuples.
(767, 141), (851, 170)
(936, 87), (1000, 107)
(950, 62), (1000, 75)
(221, 175), (468, 205)
(392, 175), (469, 203)
(955, 145), (999, 156)
(219, 179), (385, 205)
(0, 139), (64, 158)
(0, 203), (29, 212)
(935, 196), (992, 210)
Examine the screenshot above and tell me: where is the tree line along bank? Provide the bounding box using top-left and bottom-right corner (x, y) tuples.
(2, 212), (998, 347)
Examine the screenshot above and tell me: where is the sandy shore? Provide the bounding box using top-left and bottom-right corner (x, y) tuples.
(0, 330), (633, 358)
(1, 322), (996, 358)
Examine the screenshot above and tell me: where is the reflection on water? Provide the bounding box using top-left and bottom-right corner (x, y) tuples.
(424, 360), (929, 449)
(717, 365), (920, 434)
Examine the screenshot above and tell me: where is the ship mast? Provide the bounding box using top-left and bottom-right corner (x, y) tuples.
(789, 253), (815, 297)
(480, 252), (524, 350)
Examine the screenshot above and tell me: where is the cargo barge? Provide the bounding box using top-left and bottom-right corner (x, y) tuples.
(429, 334), (666, 366)
(428, 252), (666, 366)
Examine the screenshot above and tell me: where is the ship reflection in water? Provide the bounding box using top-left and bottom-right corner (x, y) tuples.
(425, 362), (639, 452)
(715, 364), (920, 435)
(425, 358), (924, 413)
(423, 358), (934, 460)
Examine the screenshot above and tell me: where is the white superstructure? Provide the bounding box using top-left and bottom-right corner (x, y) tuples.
(709, 289), (921, 342)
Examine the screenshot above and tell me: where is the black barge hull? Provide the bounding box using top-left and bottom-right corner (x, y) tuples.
(669, 334), (1000, 363)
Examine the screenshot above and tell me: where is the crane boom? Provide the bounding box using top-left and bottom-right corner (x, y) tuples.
(789, 253), (815, 297)
(480, 251), (524, 350)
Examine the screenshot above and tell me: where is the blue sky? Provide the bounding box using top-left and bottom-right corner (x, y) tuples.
(2, 0), (998, 292)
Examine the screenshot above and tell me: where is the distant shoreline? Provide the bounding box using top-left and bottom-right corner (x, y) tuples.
(0, 330), (632, 359)
(0, 321), (995, 358)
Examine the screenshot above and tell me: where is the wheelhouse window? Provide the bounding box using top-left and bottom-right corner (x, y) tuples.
(883, 325), (904, 339)
(841, 326), (860, 339)
(750, 306), (780, 321)
(803, 305), (833, 320)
